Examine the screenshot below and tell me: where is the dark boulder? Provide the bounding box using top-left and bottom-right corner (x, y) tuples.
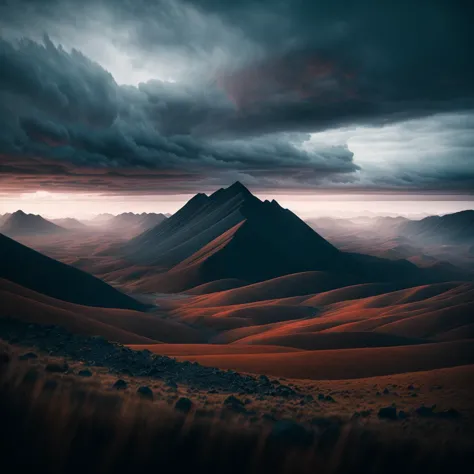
(19, 352), (38, 360)
(112, 379), (128, 390)
(175, 397), (193, 414)
(415, 405), (435, 417)
(224, 395), (246, 413)
(437, 408), (461, 419)
(137, 386), (153, 400)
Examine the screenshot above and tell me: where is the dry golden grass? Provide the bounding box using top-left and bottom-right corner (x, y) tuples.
(1, 341), (473, 474)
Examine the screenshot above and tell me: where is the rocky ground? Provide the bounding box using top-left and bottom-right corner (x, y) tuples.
(0, 317), (298, 396)
(1, 316), (473, 441)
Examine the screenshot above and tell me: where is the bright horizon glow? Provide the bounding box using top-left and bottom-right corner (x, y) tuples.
(1, 191), (473, 220)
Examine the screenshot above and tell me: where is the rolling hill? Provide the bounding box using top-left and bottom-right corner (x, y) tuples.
(0, 233), (146, 310)
(0, 278), (201, 344)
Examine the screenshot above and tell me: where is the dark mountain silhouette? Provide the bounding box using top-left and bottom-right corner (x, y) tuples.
(124, 182), (465, 292)
(125, 181), (261, 267)
(0, 210), (66, 236)
(399, 210), (474, 244)
(0, 233), (146, 310)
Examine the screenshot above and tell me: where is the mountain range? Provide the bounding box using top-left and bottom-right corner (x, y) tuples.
(122, 182), (465, 292)
(1, 183), (473, 385)
(399, 210), (474, 244)
(0, 210), (66, 236)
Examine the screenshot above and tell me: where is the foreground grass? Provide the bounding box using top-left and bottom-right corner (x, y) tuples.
(1, 344), (473, 474)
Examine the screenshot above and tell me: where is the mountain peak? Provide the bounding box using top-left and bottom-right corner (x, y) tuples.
(1, 210), (65, 236)
(209, 181), (253, 202)
(228, 181), (250, 192)
(227, 181), (252, 197)
(12, 210), (27, 217)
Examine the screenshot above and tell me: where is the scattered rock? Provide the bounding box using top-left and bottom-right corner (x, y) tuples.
(45, 362), (69, 373)
(415, 405), (435, 417)
(378, 406), (398, 420)
(77, 369), (92, 377)
(437, 408), (461, 419)
(19, 352), (38, 360)
(112, 379), (128, 390)
(0, 318), (302, 397)
(224, 395), (246, 413)
(137, 386), (153, 400)
(175, 397), (193, 414)
(352, 410), (372, 419)
(415, 405), (460, 419)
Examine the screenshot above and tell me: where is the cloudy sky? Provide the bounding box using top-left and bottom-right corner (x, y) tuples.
(0, 0), (473, 217)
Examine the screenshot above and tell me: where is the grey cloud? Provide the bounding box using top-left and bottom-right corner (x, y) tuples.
(0, 35), (359, 192)
(313, 112), (474, 193)
(0, 1), (473, 194)
(0, 36), (118, 126)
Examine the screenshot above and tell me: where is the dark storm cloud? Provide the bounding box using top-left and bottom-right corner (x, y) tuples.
(0, 35), (117, 126)
(0, 0), (473, 193)
(2, 0), (473, 133)
(0, 35), (358, 192)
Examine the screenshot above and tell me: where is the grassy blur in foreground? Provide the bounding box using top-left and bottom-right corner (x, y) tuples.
(1, 346), (473, 474)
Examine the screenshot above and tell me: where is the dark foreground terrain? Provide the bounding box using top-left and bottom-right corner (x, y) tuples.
(1, 321), (474, 474)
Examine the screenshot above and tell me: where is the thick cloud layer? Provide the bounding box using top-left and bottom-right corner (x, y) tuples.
(0, 0), (473, 193)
